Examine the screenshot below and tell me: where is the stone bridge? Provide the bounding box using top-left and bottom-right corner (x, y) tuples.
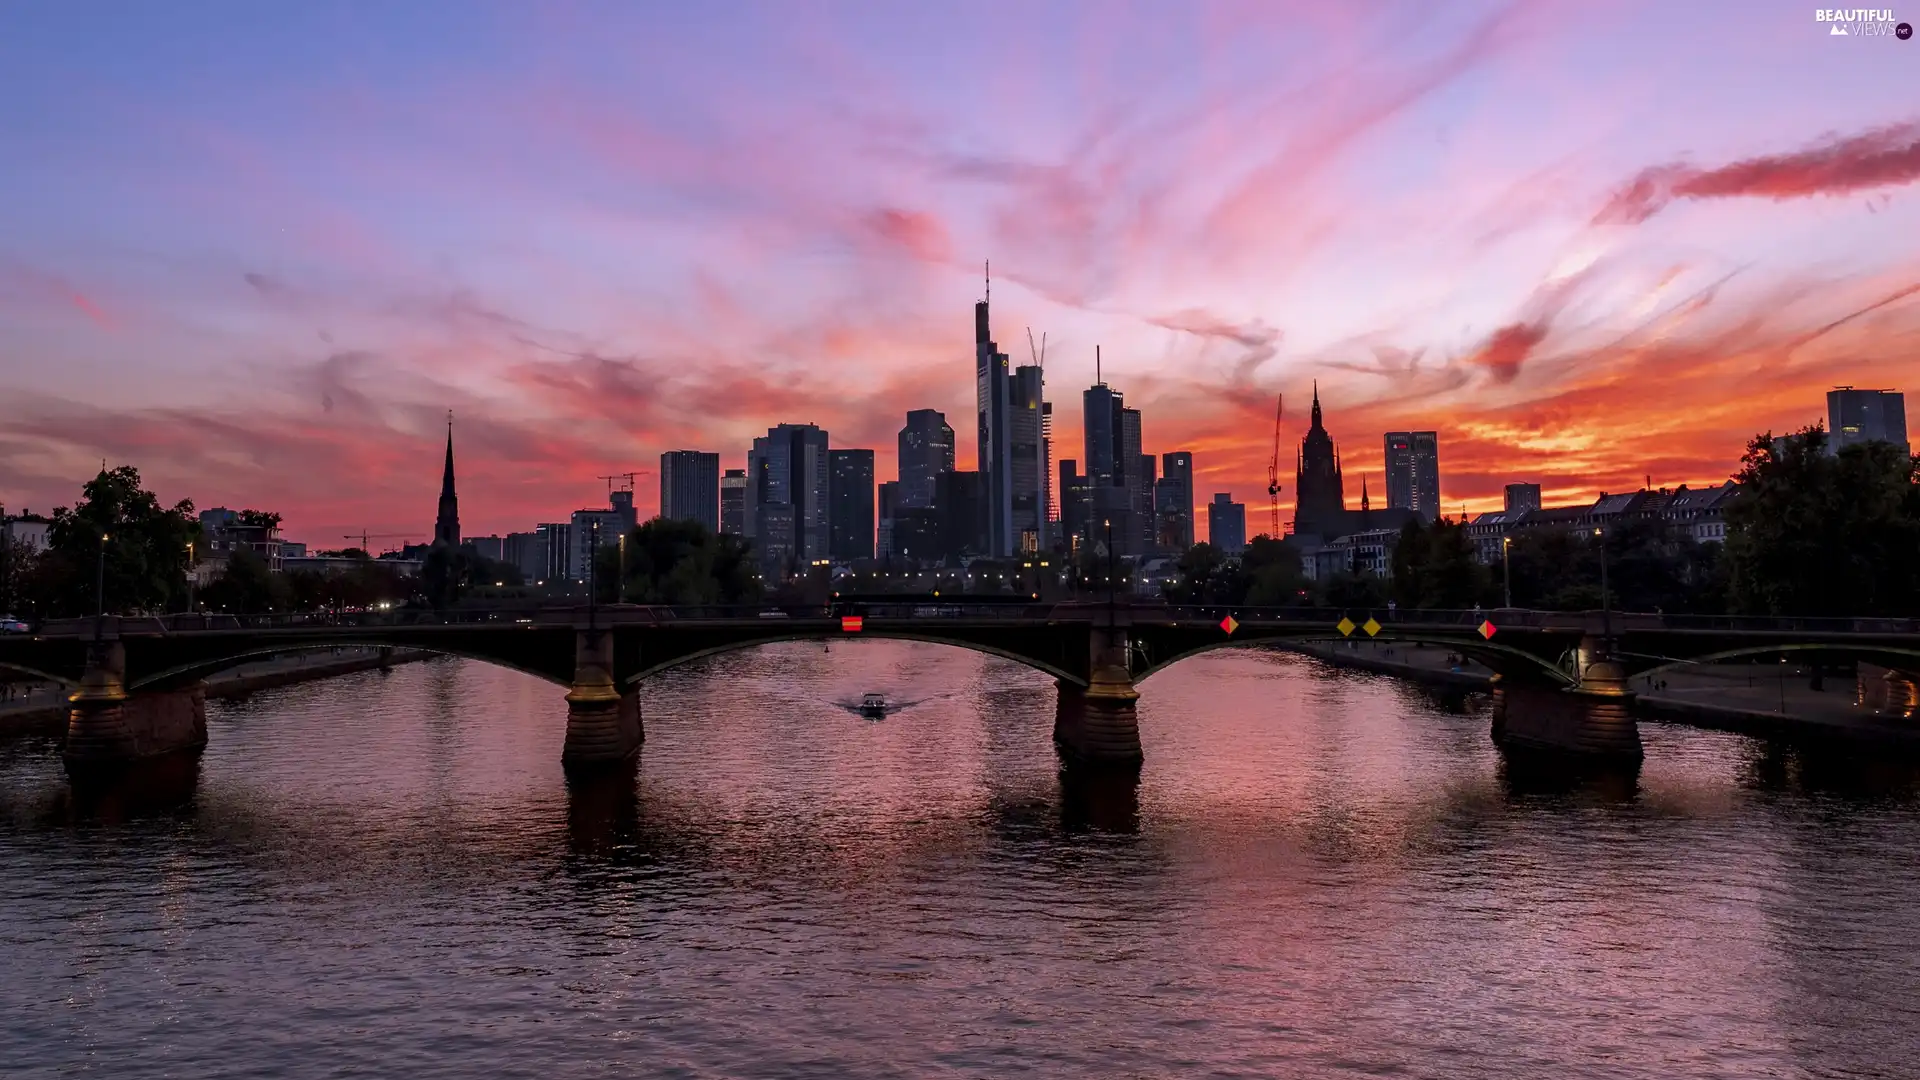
(4, 601), (1918, 775)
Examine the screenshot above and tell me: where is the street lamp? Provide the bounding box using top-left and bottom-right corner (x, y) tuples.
(1501, 535), (1512, 610)
(1592, 526), (1611, 649)
(186, 540), (196, 613)
(95, 532), (110, 640)
(617, 532), (627, 605)
(1104, 518), (1116, 617)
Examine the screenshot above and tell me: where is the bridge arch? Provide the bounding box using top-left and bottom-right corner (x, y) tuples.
(1131, 630), (1577, 687)
(127, 641), (574, 693)
(0, 660), (78, 691)
(1627, 643), (1920, 681)
(625, 630), (1086, 688)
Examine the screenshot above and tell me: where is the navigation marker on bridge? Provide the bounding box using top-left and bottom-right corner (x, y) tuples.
(1220, 614), (1239, 635)
(1336, 617), (1356, 637)
(1362, 618), (1381, 637)
(841, 616), (864, 633)
(1478, 619), (1496, 639)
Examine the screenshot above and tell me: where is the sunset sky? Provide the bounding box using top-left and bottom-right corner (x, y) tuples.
(2, 1), (1917, 546)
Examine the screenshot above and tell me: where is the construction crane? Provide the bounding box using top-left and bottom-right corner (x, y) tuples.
(341, 531), (410, 554)
(1265, 393), (1285, 540)
(597, 472), (640, 494)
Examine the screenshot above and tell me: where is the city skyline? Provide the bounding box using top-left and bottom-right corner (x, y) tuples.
(2, 3), (1917, 542)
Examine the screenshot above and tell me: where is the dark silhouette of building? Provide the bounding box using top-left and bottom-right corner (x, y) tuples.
(974, 275), (1015, 556)
(747, 423), (829, 577)
(660, 450), (721, 533)
(1059, 459), (1090, 550)
(1208, 493), (1246, 554)
(897, 409), (955, 509)
(936, 470), (988, 560)
(1292, 384), (1345, 540)
(1156, 451), (1194, 552)
(1383, 431), (1440, 521)
(720, 469), (746, 537)
(1504, 483), (1542, 514)
(1828, 386), (1909, 453)
(1010, 364), (1050, 552)
(828, 449), (876, 560)
(434, 416), (460, 548)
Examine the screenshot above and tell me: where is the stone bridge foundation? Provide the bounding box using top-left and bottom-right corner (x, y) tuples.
(561, 629), (642, 768)
(63, 640), (209, 775)
(1054, 626), (1142, 767)
(1490, 638), (1641, 760)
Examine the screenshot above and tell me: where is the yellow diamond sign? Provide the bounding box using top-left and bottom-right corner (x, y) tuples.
(1362, 618), (1381, 637)
(1336, 617), (1356, 637)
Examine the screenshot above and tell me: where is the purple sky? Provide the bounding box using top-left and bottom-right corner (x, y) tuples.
(2, 1), (1917, 544)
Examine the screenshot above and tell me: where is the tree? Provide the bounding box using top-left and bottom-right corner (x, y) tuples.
(29, 466), (197, 617)
(1390, 517), (1490, 608)
(593, 518), (762, 605)
(1725, 425), (1920, 616)
(198, 546), (289, 612)
(235, 509), (283, 531)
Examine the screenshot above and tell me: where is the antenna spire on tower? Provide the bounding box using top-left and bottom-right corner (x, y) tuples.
(1096, 344), (1102, 386)
(984, 259), (990, 304)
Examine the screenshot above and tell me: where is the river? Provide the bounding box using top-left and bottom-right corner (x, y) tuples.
(3, 641), (1918, 1078)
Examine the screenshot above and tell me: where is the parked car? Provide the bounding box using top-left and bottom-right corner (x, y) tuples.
(0, 615), (30, 634)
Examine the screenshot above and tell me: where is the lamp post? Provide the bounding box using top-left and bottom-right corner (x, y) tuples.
(95, 531), (110, 640)
(1593, 526), (1611, 650)
(1501, 535), (1512, 610)
(587, 521), (600, 630)
(617, 532), (627, 605)
(1104, 518), (1116, 620)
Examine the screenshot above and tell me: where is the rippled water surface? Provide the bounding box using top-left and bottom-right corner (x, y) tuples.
(5, 643), (1920, 1078)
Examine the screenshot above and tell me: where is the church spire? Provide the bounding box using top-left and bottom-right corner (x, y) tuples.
(1361, 475), (1371, 513)
(434, 411), (460, 548)
(1310, 380), (1324, 430)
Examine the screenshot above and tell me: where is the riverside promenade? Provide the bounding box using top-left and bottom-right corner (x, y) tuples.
(0, 647), (429, 736)
(1295, 639), (1920, 751)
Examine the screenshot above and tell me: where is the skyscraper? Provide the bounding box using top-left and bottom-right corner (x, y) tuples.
(1010, 363), (1049, 552)
(747, 423), (830, 577)
(897, 409), (956, 509)
(720, 469), (747, 537)
(827, 449), (876, 560)
(660, 450), (721, 533)
(876, 480), (899, 559)
(974, 277), (1015, 556)
(1059, 459), (1090, 548)
(433, 416), (460, 548)
(1293, 384), (1346, 539)
(1208, 493), (1247, 554)
(1158, 451), (1194, 552)
(1504, 483), (1542, 514)
(1383, 431), (1440, 521)
(1828, 387), (1909, 452)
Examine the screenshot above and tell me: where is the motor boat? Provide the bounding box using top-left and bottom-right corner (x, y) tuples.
(859, 692), (888, 718)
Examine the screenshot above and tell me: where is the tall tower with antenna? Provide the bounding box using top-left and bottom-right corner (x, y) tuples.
(974, 261), (1015, 556)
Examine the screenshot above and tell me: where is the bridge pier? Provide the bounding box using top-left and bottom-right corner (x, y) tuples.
(1491, 639), (1641, 760)
(1054, 626), (1142, 768)
(63, 639), (208, 775)
(561, 629), (642, 768)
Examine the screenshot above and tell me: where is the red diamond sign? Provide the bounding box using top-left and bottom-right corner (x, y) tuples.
(1478, 619), (1496, 639)
(1220, 614), (1239, 635)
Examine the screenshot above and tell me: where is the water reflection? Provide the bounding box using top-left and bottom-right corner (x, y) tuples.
(65, 749), (204, 823)
(3, 643), (1920, 1079)
(1058, 764), (1140, 834)
(1496, 745), (1642, 803)
(564, 757), (639, 856)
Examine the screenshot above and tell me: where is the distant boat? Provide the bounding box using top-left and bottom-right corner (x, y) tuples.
(859, 692), (888, 718)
